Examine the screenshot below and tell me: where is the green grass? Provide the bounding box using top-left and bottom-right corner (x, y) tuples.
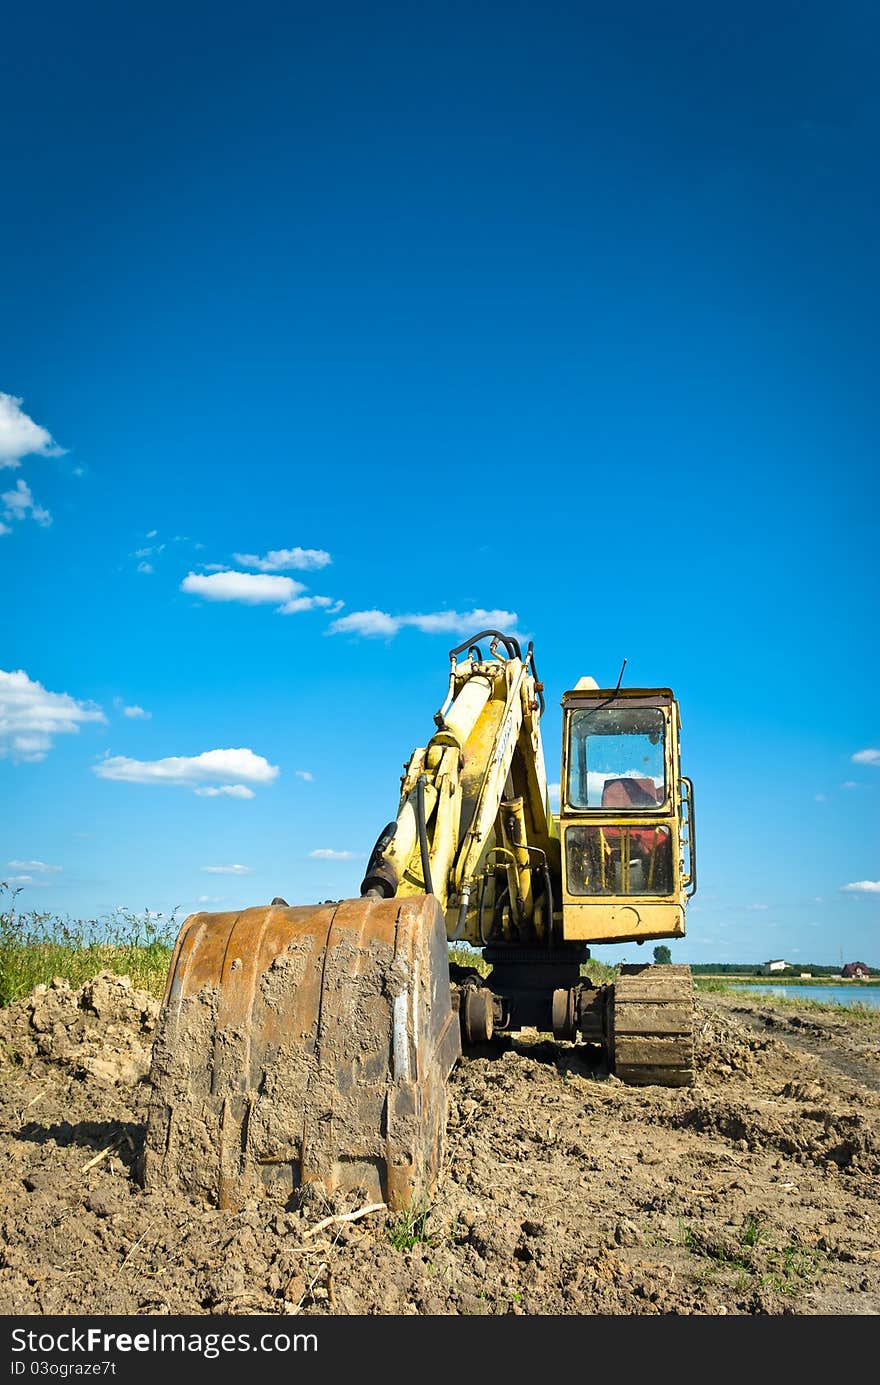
(0, 884), (175, 1006)
(448, 944), (491, 976)
(694, 977), (735, 994)
(696, 973), (880, 1028)
(581, 957), (618, 985)
(677, 1215), (827, 1298)
(698, 980), (875, 1024)
(5, 887), (875, 1041)
(0, 900), (622, 1011)
(448, 943), (617, 987)
(740, 1216), (766, 1248)
(777, 995), (880, 1024)
(385, 1202), (435, 1250)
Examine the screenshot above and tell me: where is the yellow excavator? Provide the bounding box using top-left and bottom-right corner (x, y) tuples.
(142, 631), (696, 1212)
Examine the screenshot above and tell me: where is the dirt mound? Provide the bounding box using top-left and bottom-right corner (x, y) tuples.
(0, 971), (158, 1085)
(0, 980), (878, 1316)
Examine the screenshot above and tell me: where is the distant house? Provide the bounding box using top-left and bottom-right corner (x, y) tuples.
(841, 962), (871, 979)
(762, 959), (787, 975)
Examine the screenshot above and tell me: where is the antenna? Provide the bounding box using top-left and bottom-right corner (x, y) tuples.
(580, 656), (630, 719)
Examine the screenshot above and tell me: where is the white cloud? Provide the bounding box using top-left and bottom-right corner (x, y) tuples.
(814, 793), (827, 802)
(841, 881), (880, 894)
(548, 782), (560, 811)
(6, 860), (62, 874)
(408, 608), (519, 636)
(295, 769), (314, 782)
(3, 480), (34, 515)
(93, 747), (279, 793)
(233, 547), (332, 572)
(0, 668), (106, 761)
(1, 478), (52, 530)
(132, 539), (164, 573)
(309, 848), (357, 861)
(182, 570), (305, 605)
(0, 394), (66, 469)
(841, 781), (859, 790)
(328, 607), (520, 639)
(197, 894), (224, 903)
(201, 864), (253, 875)
(278, 595), (342, 615)
(194, 784), (255, 799)
(328, 609), (399, 638)
(182, 569), (340, 617)
(745, 903), (769, 911)
(113, 698), (151, 720)
(852, 749), (880, 766)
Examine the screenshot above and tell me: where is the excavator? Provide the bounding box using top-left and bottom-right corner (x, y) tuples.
(142, 631), (696, 1212)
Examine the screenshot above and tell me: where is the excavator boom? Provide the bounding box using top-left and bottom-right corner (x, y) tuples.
(360, 632), (557, 943)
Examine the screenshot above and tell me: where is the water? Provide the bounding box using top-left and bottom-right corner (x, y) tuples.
(729, 983), (880, 1011)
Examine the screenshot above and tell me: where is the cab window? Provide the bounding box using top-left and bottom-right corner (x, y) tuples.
(567, 706), (666, 810)
(565, 823), (674, 895)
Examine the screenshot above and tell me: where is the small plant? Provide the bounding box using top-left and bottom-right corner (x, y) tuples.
(677, 1218), (698, 1251)
(761, 1242), (824, 1295)
(386, 1202), (434, 1251)
(676, 1210), (825, 1302)
(741, 1216), (766, 1248)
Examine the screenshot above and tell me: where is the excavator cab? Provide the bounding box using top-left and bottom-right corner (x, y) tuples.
(559, 686), (696, 944)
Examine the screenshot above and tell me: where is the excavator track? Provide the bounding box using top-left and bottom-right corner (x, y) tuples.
(611, 963), (695, 1086)
(141, 894), (461, 1212)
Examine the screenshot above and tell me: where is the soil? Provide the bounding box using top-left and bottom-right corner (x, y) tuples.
(0, 973), (878, 1317)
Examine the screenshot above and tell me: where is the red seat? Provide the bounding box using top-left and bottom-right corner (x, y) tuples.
(601, 779), (665, 864)
(601, 777), (660, 808)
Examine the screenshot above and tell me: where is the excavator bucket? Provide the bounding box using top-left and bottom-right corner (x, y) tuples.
(141, 894), (461, 1212)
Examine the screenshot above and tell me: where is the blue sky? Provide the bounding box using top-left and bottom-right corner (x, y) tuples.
(1, 1), (877, 965)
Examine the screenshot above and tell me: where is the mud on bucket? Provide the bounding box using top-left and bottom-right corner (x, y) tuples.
(140, 894), (461, 1212)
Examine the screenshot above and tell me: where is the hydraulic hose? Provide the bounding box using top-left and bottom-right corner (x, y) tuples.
(450, 883), (471, 941)
(448, 629), (522, 662)
(542, 864), (554, 946)
(416, 775), (434, 897)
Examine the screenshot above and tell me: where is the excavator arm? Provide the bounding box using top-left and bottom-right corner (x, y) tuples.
(359, 632), (558, 944)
